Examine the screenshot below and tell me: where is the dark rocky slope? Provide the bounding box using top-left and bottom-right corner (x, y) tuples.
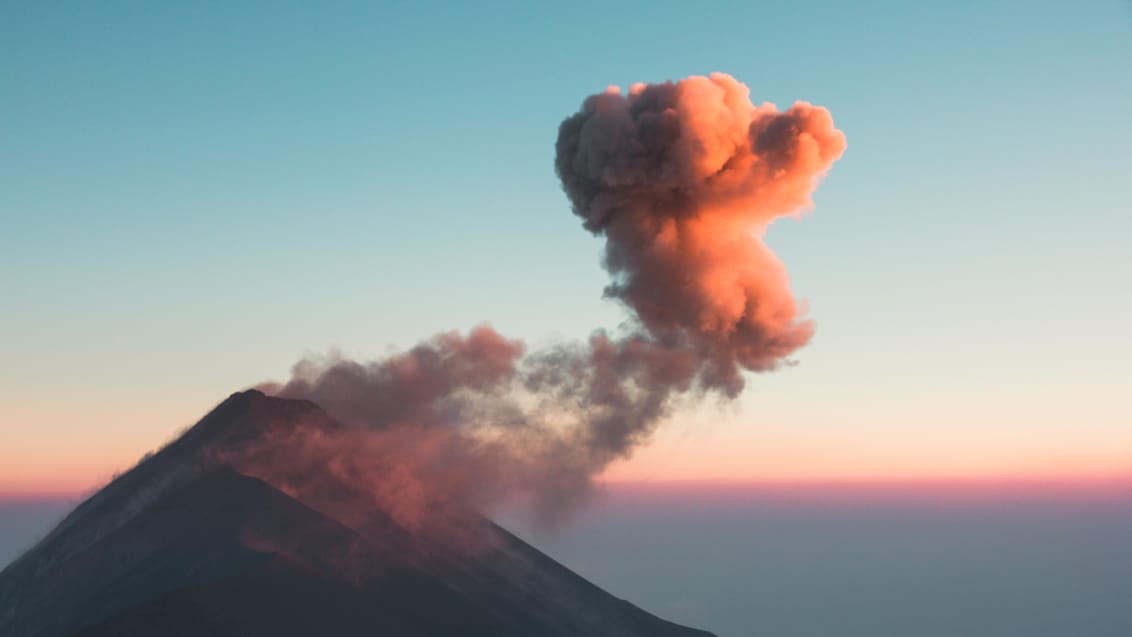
(0, 391), (715, 637)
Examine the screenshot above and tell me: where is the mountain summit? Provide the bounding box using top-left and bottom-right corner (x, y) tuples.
(0, 390), (715, 637)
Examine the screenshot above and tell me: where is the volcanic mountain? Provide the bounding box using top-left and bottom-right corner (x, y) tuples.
(0, 390), (715, 637)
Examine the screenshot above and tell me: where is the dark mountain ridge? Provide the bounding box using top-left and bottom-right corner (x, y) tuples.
(0, 390), (716, 637)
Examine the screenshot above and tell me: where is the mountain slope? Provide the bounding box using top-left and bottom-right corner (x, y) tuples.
(0, 390), (715, 637)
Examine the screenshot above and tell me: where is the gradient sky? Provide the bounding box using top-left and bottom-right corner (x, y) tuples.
(2, 1), (1130, 495)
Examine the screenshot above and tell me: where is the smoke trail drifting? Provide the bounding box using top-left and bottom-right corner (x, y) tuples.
(236, 73), (845, 528)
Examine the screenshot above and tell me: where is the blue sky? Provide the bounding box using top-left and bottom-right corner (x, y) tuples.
(2, 1), (1130, 490)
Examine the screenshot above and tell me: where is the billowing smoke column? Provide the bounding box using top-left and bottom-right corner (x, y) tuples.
(239, 73), (844, 529)
(556, 73), (846, 394)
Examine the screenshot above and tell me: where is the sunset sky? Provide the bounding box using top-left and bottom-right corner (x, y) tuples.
(3, 1), (1130, 496)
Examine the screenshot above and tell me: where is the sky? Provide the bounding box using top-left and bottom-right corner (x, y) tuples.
(2, 1), (1131, 496)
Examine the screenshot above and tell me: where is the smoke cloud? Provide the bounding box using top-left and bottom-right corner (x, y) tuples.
(234, 73), (844, 529)
(556, 72), (846, 394)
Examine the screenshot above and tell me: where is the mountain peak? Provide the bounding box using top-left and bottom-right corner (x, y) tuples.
(174, 389), (333, 452)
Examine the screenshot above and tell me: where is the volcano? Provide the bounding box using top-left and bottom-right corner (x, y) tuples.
(0, 390), (715, 637)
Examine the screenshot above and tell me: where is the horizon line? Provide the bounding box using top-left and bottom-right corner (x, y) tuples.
(4, 473), (1132, 502)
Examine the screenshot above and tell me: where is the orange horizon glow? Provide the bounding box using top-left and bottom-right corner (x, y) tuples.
(4, 430), (1130, 501)
(4, 392), (1129, 502)
(601, 474), (1132, 493)
(600, 463), (1132, 487)
(5, 468), (1131, 503)
(3, 423), (1131, 501)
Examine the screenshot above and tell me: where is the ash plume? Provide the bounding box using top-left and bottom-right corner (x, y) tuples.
(237, 73), (845, 528)
(556, 72), (846, 394)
